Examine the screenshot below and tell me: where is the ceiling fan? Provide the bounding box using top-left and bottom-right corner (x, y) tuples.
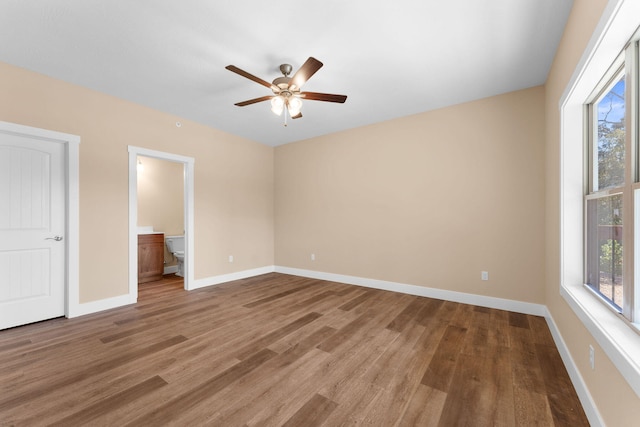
(225, 57), (347, 124)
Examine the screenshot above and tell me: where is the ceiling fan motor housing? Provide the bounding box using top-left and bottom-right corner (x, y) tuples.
(273, 64), (299, 95)
(271, 77), (300, 97)
(272, 76), (292, 90)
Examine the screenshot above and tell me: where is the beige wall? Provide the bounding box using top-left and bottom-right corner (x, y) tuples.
(0, 61), (274, 303)
(545, 0), (640, 425)
(137, 156), (184, 266)
(275, 86), (546, 304)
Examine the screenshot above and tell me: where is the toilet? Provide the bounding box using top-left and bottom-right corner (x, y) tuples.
(165, 235), (185, 277)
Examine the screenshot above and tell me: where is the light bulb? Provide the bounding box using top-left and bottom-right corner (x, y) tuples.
(288, 96), (302, 116)
(271, 96), (285, 116)
(137, 159), (144, 173)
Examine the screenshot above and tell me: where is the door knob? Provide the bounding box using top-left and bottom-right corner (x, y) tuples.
(45, 235), (63, 241)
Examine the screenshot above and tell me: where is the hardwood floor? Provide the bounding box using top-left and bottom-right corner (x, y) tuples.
(0, 273), (588, 426)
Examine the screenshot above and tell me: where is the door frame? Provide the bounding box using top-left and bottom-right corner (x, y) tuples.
(0, 121), (80, 318)
(128, 146), (195, 297)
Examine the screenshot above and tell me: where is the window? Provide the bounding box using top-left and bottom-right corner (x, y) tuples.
(585, 38), (637, 320)
(560, 1), (640, 401)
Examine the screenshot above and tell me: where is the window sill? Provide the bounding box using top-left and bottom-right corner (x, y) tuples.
(561, 282), (640, 397)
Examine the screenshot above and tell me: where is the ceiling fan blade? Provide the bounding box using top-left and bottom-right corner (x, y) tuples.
(300, 92), (347, 103)
(289, 57), (323, 90)
(291, 112), (303, 119)
(234, 95), (273, 106)
(226, 65), (275, 90)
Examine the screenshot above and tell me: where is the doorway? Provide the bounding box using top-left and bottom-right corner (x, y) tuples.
(137, 155), (184, 280)
(128, 147), (194, 300)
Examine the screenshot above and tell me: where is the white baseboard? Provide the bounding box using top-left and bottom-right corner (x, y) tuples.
(274, 266), (546, 316)
(67, 293), (136, 318)
(190, 265), (276, 290)
(67, 266), (544, 318)
(544, 309), (604, 427)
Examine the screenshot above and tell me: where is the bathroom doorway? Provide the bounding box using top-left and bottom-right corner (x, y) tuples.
(128, 146), (195, 300)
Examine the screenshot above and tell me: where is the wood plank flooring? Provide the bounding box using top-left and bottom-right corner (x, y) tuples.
(0, 273), (589, 426)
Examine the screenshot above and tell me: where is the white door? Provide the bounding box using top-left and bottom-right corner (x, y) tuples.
(0, 131), (66, 330)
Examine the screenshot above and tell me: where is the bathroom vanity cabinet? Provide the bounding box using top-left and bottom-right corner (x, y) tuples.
(138, 233), (164, 283)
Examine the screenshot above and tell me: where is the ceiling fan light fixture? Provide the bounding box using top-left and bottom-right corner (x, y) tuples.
(287, 96), (302, 116)
(270, 96), (285, 116)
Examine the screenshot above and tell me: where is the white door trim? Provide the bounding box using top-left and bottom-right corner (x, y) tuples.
(128, 146), (195, 299)
(0, 121), (80, 318)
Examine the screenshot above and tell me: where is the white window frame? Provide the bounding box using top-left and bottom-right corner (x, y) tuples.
(560, 0), (640, 398)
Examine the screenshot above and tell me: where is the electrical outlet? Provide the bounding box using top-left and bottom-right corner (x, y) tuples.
(311, 253), (315, 261)
(481, 271), (489, 281)
(228, 255), (233, 263)
(589, 345), (595, 370)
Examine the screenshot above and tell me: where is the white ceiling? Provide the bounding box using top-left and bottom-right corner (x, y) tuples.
(0, 0), (573, 146)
